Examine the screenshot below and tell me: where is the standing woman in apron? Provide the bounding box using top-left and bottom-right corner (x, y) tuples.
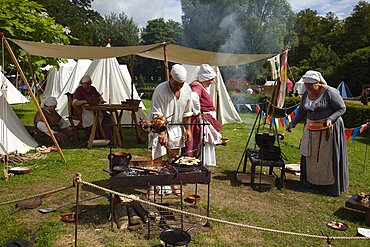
(287, 70), (349, 196)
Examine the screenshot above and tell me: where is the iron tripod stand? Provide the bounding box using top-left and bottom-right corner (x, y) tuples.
(236, 97), (285, 190)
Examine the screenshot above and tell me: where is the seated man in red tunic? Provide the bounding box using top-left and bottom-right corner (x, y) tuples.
(34, 97), (79, 147)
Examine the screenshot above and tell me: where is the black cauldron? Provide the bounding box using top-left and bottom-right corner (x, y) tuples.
(108, 151), (132, 169)
(255, 132), (275, 149)
(259, 146), (285, 161)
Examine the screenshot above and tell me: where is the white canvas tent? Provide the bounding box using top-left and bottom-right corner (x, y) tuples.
(184, 65), (242, 124)
(56, 59), (92, 118)
(43, 59), (77, 98)
(293, 78), (305, 95)
(337, 81), (353, 99)
(83, 57), (146, 123)
(0, 71), (29, 104)
(0, 95), (38, 155)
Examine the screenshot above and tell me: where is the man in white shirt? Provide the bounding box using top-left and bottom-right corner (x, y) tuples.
(146, 64), (193, 160)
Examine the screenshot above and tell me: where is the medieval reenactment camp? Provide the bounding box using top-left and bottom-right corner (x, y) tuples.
(1, 0), (370, 246)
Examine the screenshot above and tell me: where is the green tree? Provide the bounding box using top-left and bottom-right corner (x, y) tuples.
(34, 0), (103, 45)
(330, 47), (370, 95)
(94, 12), (140, 47)
(139, 18), (184, 82)
(0, 0), (71, 80)
(141, 18), (183, 44)
(340, 1), (370, 55)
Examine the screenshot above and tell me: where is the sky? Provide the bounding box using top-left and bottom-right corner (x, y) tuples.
(91, 0), (369, 27)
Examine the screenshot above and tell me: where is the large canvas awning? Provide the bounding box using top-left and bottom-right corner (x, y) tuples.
(10, 38), (273, 66)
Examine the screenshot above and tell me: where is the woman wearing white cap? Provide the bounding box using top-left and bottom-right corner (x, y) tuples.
(34, 96), (79, 146)
(185, 64), (222, 166)
(287, 70), (348, 196)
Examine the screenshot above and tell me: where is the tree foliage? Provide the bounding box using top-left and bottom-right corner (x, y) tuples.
(289, 1), (370, 94)
(0, 0), (71, 80)
(139, 18), (184, 82)
(34, 0), (103, 45)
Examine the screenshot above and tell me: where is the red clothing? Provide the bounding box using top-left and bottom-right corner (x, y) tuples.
(185, 81), (222, 158)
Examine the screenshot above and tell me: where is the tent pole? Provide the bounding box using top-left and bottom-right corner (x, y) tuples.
(214, 67), (220, 121)
(130, 55), (135, 99)
(163, 44), (169, 81)
(0, 34), (66, 162)
(26, 53), (41, 104)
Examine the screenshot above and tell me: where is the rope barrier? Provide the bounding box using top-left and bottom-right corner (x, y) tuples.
(78, 178), (370, 242)
(0, 185), (73, 206)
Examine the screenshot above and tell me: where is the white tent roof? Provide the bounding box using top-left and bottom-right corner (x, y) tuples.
(0, 95), (38, 155)
(43, 59), (77, 98)
(83, 57), (146, 124)
(184, 65), (242, 124)
(293, 78), (306, 95)
(337, 81), (353, 99)
(56, 59), (92, 118)
(0, 71), (29, 104)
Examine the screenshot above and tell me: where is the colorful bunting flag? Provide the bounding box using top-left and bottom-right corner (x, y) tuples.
(283, 117), (289, 127)
(345, 129), (353, 142)
(351, 127), (360, 143)
(279, 118), (285, 128)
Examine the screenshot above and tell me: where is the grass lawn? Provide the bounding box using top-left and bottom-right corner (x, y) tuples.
(0, 99), (369, 246)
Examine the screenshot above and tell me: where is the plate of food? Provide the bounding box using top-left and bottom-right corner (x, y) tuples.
(306, 122), (329, 131)
(326, 221), (349, 231)
(174, 156), (201, 166)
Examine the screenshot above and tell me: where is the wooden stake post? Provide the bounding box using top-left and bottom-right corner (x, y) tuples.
(163, 44), (169, 81)
(1, 34), (66, 162)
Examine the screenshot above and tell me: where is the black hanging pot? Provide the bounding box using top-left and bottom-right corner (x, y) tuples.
(160, 227), (195, 246)
(108, 151), (132, 170)
(255, 132), (276, 149)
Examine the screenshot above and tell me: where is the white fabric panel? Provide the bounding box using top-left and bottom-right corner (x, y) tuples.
(0, 71), (29, 104)
(56, 59), (92, 118)
(83, 58), (146, 124)
(293, 78), (306, 95)
(184, 65), (242, 124)
(0, 95), (38, 155)
(43, 59), (77, 98)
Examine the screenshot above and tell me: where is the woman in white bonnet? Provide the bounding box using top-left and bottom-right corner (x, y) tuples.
(287, 70), (348, 196)
(34, 96), (79, 146)
(185, 64), (222, 166)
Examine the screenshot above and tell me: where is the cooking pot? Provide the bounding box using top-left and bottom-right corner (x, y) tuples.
(255, 132), (275, 149)
(159, 226), (195, 246)
(108, 151), (132, 169)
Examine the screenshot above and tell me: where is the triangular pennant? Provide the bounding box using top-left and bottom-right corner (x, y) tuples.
(283, 117), (289, 127)
(294, 107), (299, 115)
(287, 115), (292, 122)
(351, 127), (360, 143)
(256, 105), (261, 115)
(275, 118), (279, 129)
(345, 129), (353, 142)
(268, 115), (272, 124)
(290, 112), (295, 119)
(279, 118), (285, 128)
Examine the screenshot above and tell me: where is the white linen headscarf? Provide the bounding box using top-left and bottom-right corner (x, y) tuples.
(302, 70), (327, 85)
(198, 64), (216, 82)
(80, 74), (92, 85)
(41, 96), (57, 108)
(170, 64), (187, 83)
